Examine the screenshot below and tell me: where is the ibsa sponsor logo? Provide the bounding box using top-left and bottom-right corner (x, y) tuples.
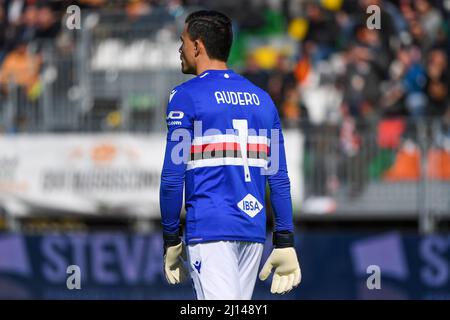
(237, 193), (263, 218)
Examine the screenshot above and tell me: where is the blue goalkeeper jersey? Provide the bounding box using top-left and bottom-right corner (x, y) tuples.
(160, 69), (293, 244)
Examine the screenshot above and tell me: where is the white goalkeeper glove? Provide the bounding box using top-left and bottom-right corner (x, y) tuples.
(163, 231), (188, 285)
(259, 231), (301, 294)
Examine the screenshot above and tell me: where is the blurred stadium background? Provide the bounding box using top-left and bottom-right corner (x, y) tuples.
(0, 0), (450, 299)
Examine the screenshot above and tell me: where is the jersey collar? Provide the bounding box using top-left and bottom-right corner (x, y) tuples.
(197, 69), (234, 78)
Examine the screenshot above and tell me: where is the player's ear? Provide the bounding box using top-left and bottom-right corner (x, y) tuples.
(194, 39), (200, 57)
(193, 39), (202, 58)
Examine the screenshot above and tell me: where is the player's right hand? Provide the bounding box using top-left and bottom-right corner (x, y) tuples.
(259, 247), (301, 294)
(164, 242), (189, 285)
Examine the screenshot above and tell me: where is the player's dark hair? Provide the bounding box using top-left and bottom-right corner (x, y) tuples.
(185, 10), (233, 62)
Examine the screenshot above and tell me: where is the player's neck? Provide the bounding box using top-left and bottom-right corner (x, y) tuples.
(195, 59), (228, 76)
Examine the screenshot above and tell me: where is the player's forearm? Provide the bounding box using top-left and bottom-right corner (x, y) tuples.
(160, 174), (183, 234)
(159, 140), (185, 235)
(268, 170), (294, 232)
(268, 134), (294, 232)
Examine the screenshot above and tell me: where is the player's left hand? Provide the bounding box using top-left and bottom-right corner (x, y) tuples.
(164, 242), (189, 285)
(259, 247), (301, 294)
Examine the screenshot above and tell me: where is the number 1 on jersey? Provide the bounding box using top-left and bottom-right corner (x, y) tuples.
(233, 119), (251, 182)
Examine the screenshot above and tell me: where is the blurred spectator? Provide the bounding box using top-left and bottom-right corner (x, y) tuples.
(409, 18), (427, 51)
(414, 0), (443, 52)
(35, 4), (60, 49)
(0, 41), (40, 93)
(267, 54), (296, 113)
(303, 2), (338, 64)
(381, 46), (427, 118)
(242, 53), (269, 92)
(281, 87), (302, 128)
(341, 41), (382, 120)
(16, 5), (38, 44)
(356, 27), (390, 78)
(425, 47), (449, 116)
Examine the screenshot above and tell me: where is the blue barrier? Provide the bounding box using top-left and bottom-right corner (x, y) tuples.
(0, 232), (449, 299)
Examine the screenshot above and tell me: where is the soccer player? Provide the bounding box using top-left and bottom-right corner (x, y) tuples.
(160, 10), (301, 300)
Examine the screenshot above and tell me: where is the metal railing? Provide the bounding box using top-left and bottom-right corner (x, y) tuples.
(0, 9), (190, 133)
(81, 9), (190, 132)
(300, 118), (450, 233)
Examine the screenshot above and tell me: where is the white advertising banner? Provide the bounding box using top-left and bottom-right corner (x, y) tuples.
(0, 134), (166, 217)
(0, 132), (303, 218)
